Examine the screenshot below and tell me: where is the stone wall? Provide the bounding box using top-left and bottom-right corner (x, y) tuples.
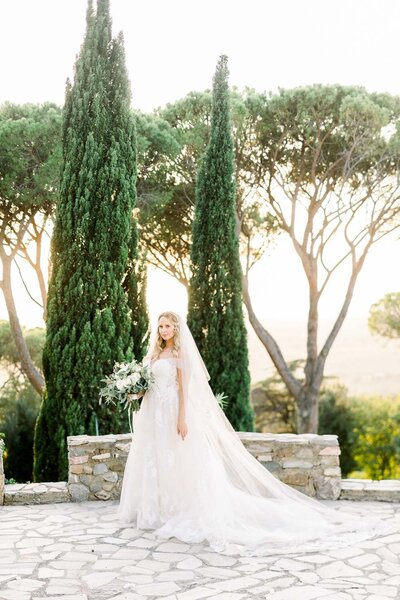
(68, 434), (132, 502)
(239, 432), (341, 499)
(340, 478), (400, 502)
(67, 431), (342, 502)
(4, 482), (69, 505)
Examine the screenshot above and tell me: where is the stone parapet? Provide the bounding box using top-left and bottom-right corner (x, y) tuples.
(239, 432), (342, 499)
(68, 433), (132, 502)
(4, 481), (70, 505)
(340, 478), (400, 502)
(67, 431), (342, 502)
(3, 431), (400, 505)
(5, 477), (400, 505)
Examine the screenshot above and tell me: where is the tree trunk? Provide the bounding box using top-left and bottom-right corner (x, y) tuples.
(0, 256), (44, 394)
(297, 381), (321, 433)
(34, 240), (48, 321)
(301, 262), (320, 432)
(243, 270), (327, 434)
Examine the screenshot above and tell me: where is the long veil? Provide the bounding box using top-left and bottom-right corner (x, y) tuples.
(142, 312), (395, 556)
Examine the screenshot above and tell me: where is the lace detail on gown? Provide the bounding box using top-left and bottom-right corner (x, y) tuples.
(118, 358), (395, 556)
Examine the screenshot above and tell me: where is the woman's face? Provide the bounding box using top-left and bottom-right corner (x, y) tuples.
(158, 316), (175, 342)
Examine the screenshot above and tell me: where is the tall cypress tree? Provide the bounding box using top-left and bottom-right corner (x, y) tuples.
(124, 245), (150, 361)
(187, 55), (253, 431)
(33, 0), (144, 481)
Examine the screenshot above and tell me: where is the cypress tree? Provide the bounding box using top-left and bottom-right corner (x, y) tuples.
(33, 0), (143, 481)
(187, 55), (253, 431)
(124, 245), (150, 361)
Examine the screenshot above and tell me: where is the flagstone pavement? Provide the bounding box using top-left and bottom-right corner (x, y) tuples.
(0, 499), (400, 600)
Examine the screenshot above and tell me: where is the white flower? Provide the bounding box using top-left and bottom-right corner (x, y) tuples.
(99, 358), (154, 412)
(116, 378), (128, 391)
(129, 372), (141, 385)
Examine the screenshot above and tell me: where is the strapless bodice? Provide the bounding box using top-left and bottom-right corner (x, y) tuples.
(150, 358), (179, 395)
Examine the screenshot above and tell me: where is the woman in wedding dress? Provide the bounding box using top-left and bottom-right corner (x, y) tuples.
(118, 311), (394, 556)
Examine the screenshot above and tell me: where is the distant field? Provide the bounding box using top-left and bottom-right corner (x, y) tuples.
(248, 317), (400, 397)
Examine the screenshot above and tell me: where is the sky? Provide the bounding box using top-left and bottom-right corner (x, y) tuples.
(1, 0), (400, 390)
(3, 0), (400, 111)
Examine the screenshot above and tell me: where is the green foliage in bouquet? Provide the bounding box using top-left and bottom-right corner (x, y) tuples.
(99, 360), (154, 413)
(215, 392), (229, 411)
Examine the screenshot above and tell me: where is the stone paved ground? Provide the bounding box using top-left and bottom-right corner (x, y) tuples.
(0, 500), (399, 600)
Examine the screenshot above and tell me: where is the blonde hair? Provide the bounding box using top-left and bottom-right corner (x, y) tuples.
(149, 311), (181, 359)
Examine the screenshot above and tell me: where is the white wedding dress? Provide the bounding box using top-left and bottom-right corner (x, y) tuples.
(118, 356), (394, 556)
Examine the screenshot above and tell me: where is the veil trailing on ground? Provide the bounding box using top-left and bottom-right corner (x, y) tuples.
(141, 311), (395, 555)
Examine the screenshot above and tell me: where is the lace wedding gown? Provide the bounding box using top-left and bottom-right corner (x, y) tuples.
(118, 356), (394, 556)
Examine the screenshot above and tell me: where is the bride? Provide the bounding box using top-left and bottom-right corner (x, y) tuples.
(118, 310), (394, 556)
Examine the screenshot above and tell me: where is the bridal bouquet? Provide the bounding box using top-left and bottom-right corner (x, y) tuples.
(98, 359), (154, 416)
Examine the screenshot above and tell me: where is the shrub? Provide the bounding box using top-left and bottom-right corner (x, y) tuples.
(318, 381), (359, 476)
(0, 383), (40, 483)
(250, 361), (301, 433)
(351, 397), (400, 479)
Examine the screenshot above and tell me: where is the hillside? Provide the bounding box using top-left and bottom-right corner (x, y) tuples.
(248, 317), (400, 396)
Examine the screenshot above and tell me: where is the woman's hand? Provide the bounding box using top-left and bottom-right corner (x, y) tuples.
(177, 416), (188, 441)
(128, 391), (145, 400)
